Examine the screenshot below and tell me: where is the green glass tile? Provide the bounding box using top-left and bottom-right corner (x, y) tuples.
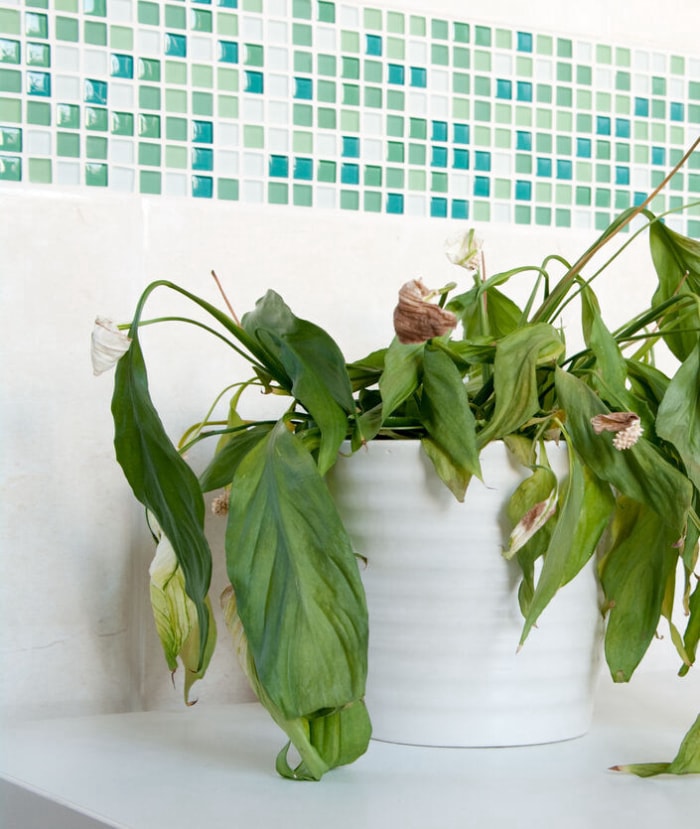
(516, 56), (532, 76)
(192, 65), (213, 88)
(245, 44), (264, 67)
(473, 201), (490, 222)
(493, 179), (508, 199)
(294, 183), (312, 206)
(243, 0), (262, 10)
(474, 25), (490, 47)
(218, 67), (238, 91)
(689, 104), (700, 124)
(409, 117), (426, 140)
(577, 113), (592, 133)
(494, 129), (511, 149)
(537, 34), (553, 55)
(191, 8), (212, 32)
(557, 62), (572, 83)
(165, 4), (186, 29)
(387, 90), (404, 111)
(244, 124), (263, 147)
(515, 106), (532, 127)
(615, 47), (631, 67)
(25, 12), (48, 38)
(0, 68), (20, 93)
(165, 116), (186, 141)
(317, 159), (335, 182)
(473, 101), (490, 122)
(217, 13), (237, 37)
(535, 207), (551, 225)
(340, 109), (358, 131)
(84, 0), (106, 16)
(85, 106), (108, 131)
(57, 103), (79, 128)
(536, 133), (552, 153)
(317, 54), (336, 77)
(28, 157), (51, 182)
(317, 107), (335, 129)
(557, 38), (572, 58)
(85, 135), (107, 159)
(165, 144), (187, 168)
(515, 154), (531, 174)
(595, 188), (611, 208)
(364, 190), (381, 212)
(342, 84), (359, 106)
(577, 89), (592, 110)
(651, 76), (666, 96)
(139, 142), (161, 166)
(577, 65), (592, 85)
(364, 8), (382, 30)
(596, 92), (612, 111)
(651, 98), (665, 119)
(342, 57), (359, 79)
(431, 171), (447, 193)
(56, 15), (79, 41)
(495, 28), (511, 49)
(575, 184), (593, 205)
(140, 170), (161, 194)
(138, 2), (159, 26)
(536, 109), (552, 128)
(218, 178), (239, 200)
(473, 50), (491, 71)
(387, 11), (404, 34)
(408, 169), (425, 190)
(537, 84), (551, 104)
(409, 15), (425, 36)
(0, 9), (21, 35)
(475, 76), (491, 97)
(595, 164), (610, 183)
(317, 79), (335, 103)
(111, 111), (134, 135)
(473, 126), (490, 146)
(408, 142), (425, 165)
(341, 30), (359, 53)
(294, 50), (312, 73)
(649, 193), (665, 213)
(386, 115), (404, 137)
(293, 103), (312, 126)
(557, 136), (572, 155)
(535, 182), (552, 201)
(192, 91), (212, 116)
(432, 18), (448, 40)
(555, 209), (571, 227)
(615, 70), (630, 91)
(615, 190), (630, 209)
(364, 87), (382, 108)
(293, 130), (312, 153)
(651, 123), (666, 141)
(387, 141), (404, 163)
(431, 43), (449, 65)
(576, 161), (592, 181)
(633, 144), (648, 164)
(670, 55), (685, 74)
(0, 38), (20, 64)
(26, 42), (50, 66)
(594, 212), (611, 230)
(596, 43), (612, 63)
(1, 97), (22, 123)
(670, 125), (684, 145)
(688, 174), (700, 193)
(140, 86), (161, 110)
(453, 97), (469, 119)
(165, 89), (187, 113)
(110, 26), (133, 50)
(453, 21), (469, 43)
(556, 87), (572, 107)
(138, 113), (161, 138)
(292, 23), (312, 47)
(615, 95), (630, 115)
(0, 125), (20, 151)
(386, 167), (403, 188)
(515, 205), (531, 225)
(453, 46), (469, 69)
(556, 111), (573, 131)
(494, 103), (510, 125)
(386, 37), (404, 60)
(56, 0), (78, 10)
(364, 59), (382, 83)
(57, 131), (80, 157)
(595, 140), (610, 160)
(166, 60), (187, 85)
(0, 154), (21, 180)
(363, 165), (381, 187)
(453, 72), (469, 94)
(84, 22), (107, 45)
(340, 190), (359, 210)
(669, 148), (683, 165)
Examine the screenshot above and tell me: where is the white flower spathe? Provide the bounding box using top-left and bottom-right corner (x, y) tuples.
(445, 228), (483, 270)
(91, 316), (131, 375)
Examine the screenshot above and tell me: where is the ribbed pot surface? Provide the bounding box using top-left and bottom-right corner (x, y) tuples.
(328, 440), (603, 747)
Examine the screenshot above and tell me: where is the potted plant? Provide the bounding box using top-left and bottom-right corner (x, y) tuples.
(93, 141), (700, 781)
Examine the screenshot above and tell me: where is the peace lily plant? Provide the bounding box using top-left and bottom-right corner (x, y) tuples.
(94, 139), (700, 781)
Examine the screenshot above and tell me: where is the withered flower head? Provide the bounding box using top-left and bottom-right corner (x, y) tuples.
(393, 279), (457, 345)
(590, 412), (644, 450)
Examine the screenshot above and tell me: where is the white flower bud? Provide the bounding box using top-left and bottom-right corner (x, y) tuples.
(91, 317), (131, 375)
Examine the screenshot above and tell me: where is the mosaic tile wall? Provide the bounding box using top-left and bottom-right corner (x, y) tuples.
(1, 0), (699, 232)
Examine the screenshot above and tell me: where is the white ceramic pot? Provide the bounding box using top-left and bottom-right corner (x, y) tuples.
(328, 440), (604, 747)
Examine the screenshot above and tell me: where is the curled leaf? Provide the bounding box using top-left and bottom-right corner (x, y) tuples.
(507, 489), (558, 556)
(393, 279), (457, 344)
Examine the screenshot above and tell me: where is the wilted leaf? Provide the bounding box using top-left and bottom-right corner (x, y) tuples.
(612, 714), (700, 776)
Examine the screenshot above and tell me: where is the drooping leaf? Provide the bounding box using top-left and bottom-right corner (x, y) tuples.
(680, 578), (700, 675)
(505, 464), (558, 560)
(113, 335), (212, 666)
(600, 497), (679, 682)
(199, 424), (274, 492)
(580, 284), (630, 404)
(612, 714), (700, 777)
(242, 291), (354, 474)
(656, 343), (700, 492)
(449, 284), (522, 340)
(378, 338), (424, 418)
(554, 367), (692, 537)
(225, 422), (368, 721)
(419, 342), (481, 499)
(478, 323), (565, 446)
(649, 221), (700, 361)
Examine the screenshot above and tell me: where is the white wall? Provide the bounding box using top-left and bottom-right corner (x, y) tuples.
(1, 0), (698, 721)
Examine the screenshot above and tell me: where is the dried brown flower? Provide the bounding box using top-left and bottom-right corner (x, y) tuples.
(393, 279), (457, 344)
(590, 412), (644, 450)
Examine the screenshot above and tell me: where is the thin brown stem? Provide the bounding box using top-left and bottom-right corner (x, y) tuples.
(211, 269), (241, 325)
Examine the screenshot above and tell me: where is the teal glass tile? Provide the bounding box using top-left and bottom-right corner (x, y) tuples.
(111, 54), (133, 78)
(0, 154), (21, 180)
(27, 71), (51, 96)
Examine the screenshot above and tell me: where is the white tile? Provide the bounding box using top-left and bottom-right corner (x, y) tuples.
(430, 96), (449, 119)
(407, 92), (427, 114)
(634, 50), (650, 71)
(315, 186), (336, 209)
(575, 41), (592, 62)
(190, 37), (213, 61)
(339, 5), (359, 27)
(634, 74), (650, 95)
(669, 78), (684, 99)
(242, 152), (264, 177)
(408, 41), (428, 64)
(109, 82), (134, 109)
(54, 46), (80, 72)
(24, 130), (51, 155)
(651, 52), (667, 73)
(267, 0), (288, 15)
(363, 138), (383, 162)
(493, 203), (511, 223)
(493, 153), (512, 176)
(431, 70), (449, 93)
(165, 173), (188, 197)
(267, 74), (289, 98)
(316, 26), (337, 52)
(110, 0), (132, 23)
(596, 68), (613, 89)
(494, 53), (513, 75)
(110, 139), (135, 165)
(316, 134), (337, 156)
(267, 47), (288, 71)
(53, 75), (80, 100)
(242, 180), (264, 202)
(363, 112), (382, 135)
(451, 174), (469, 194)
(267, 22), (288, 44)
(138, 30), (160, 55)
(217, 151), (239, 176)
(109, 167), (135, 191)
(268, 100), (290, 123)
(84, 49), (108, 76)
(689, 58), (700, 77)
(56, 161), (81, 187)
(406, 194), (426, 216)
(268, 128), (289, 153)
(218, 123), (239, 147)
(631, 167), (650, 189)
(242, 16), (264, 40)
(573, 209), (592, 229)
(534, 59), (553, 82)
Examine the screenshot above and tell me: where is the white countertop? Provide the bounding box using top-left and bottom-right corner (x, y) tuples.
(1, 670), (698, 829)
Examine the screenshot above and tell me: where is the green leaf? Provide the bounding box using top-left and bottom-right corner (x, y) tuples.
(554, 367), (692, 537)
(419, 343), (481, 500)
(612, 714), (700, 776)
(378, 338), (423, 419)
(225, 422), (368, 721)
(681, 577), (700, 673)
(600, 497), (679, 682)
(449, 284), (522, 340)
(580, 284), (629, 401)
(242, 291), (354, 474)
(478, 324), (565, 446)
(520, 451), (614, 644)
(199, 424), (274, 492)
(649, 221), (700, 361)
(113, 335), (212, 667)
(656, 343), (700, 492)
